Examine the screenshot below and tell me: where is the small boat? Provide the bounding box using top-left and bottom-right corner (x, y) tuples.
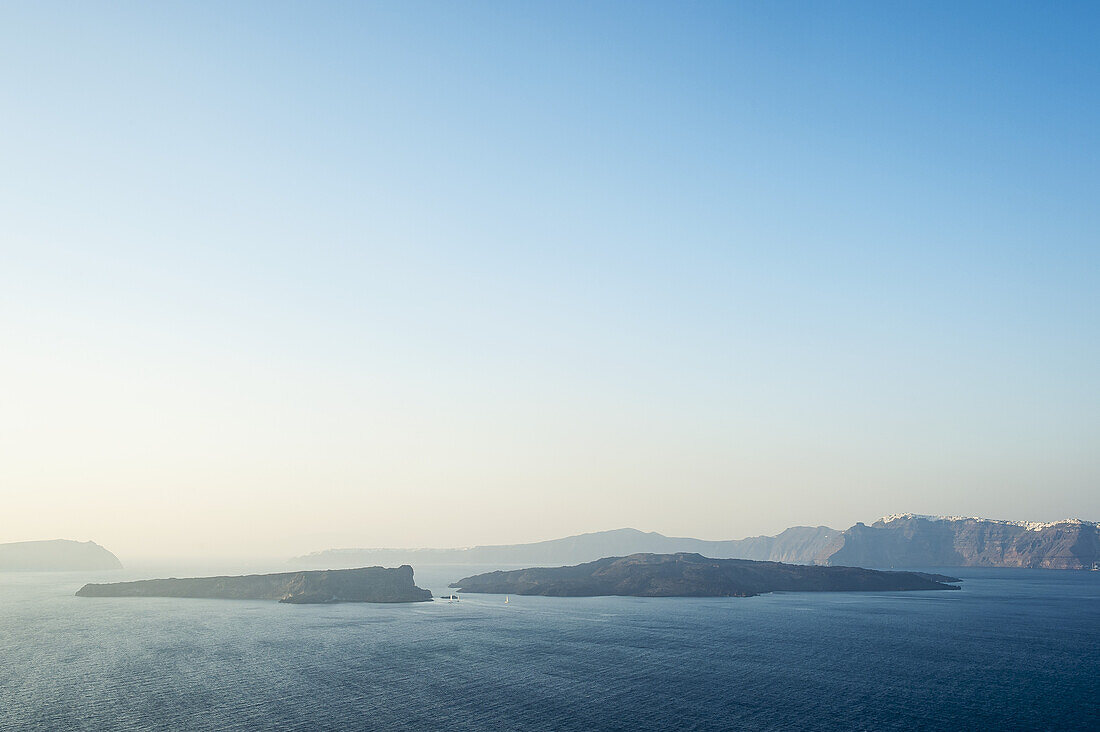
(504, 596), (509, 604)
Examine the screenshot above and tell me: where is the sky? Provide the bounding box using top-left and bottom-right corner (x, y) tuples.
(1, 1), (1098, 560)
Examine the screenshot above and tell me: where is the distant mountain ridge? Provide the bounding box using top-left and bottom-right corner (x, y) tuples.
(291, 526), (841, 568)
(0, 539), (123, 571)
(295, 514), (1099, 570)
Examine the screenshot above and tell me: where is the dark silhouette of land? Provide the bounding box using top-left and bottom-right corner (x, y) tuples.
(451, 553), (961, 597)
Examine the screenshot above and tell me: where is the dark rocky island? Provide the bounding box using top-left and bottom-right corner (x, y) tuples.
(77, 565), (432, 604)
(0, 539), (123, 571)
(451, 553), (960, 597)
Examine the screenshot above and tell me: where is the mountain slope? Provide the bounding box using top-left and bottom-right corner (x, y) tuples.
(292, 526), (841, 568)
(0, 539), (123, 571)
(295, 514), (1099, 571)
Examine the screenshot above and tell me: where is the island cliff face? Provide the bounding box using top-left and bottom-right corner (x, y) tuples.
(451, 553), (960, 598)
(817, 515), (1100, 569)
(0, 539), (123, 571)
(76, 566), (432, 604)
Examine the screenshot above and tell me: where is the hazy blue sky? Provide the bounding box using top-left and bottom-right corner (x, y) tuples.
(2, 1), (1098, 558)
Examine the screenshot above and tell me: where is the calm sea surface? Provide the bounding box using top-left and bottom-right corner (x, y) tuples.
(2, 564), (1097, 731)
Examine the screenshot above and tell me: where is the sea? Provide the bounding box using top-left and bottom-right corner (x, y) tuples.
(2, 564), (1097, 731)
